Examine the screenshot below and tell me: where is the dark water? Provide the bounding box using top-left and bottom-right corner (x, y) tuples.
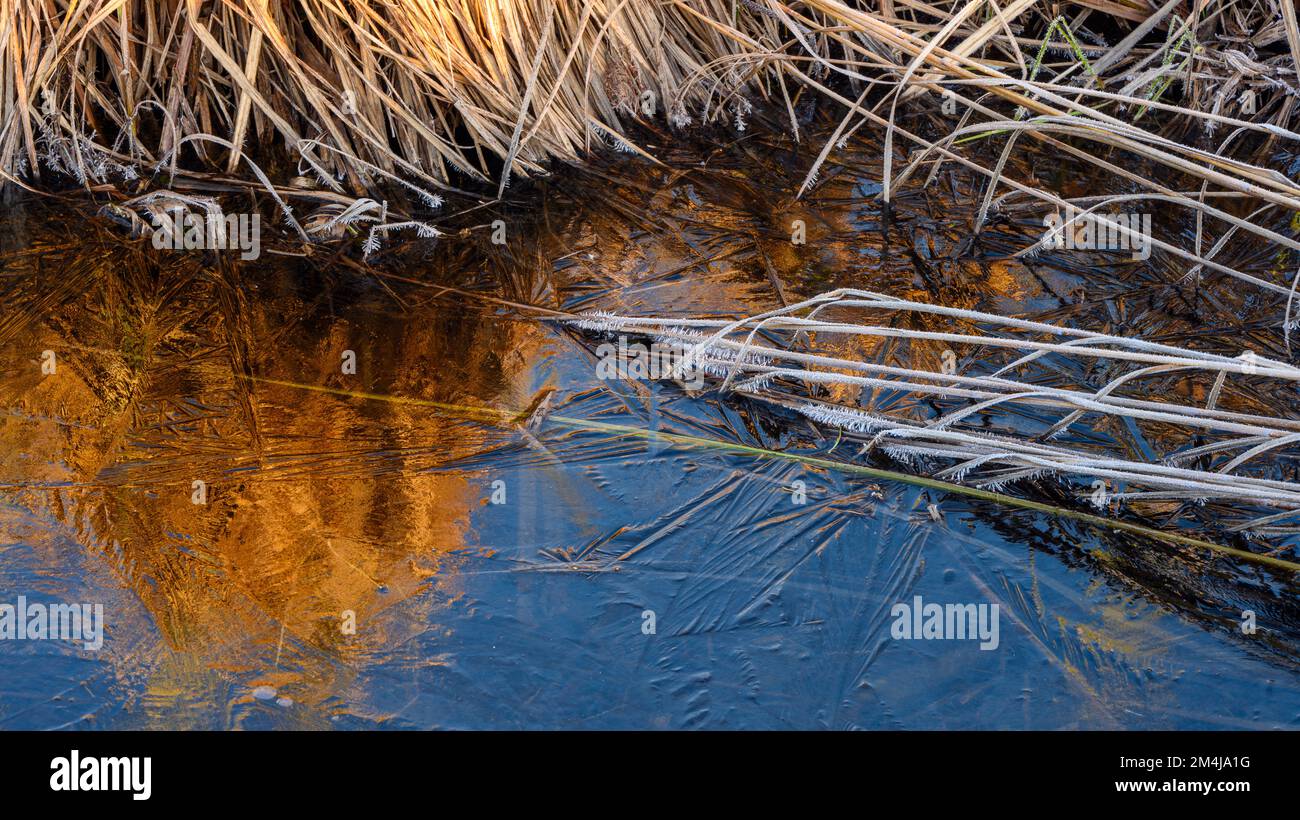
(2, 124), (1299, 729)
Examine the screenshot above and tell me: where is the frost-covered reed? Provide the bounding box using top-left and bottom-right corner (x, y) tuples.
(568, 288), (1300, 538)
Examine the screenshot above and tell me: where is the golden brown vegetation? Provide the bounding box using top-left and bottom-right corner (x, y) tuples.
(3, 1), (1300, 288)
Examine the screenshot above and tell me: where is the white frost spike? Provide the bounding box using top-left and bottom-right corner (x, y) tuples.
(795, 402), (892, 433)
(737, 373), (778, 390)
(565, 311), (630, 333)
(882, 445), (921, 466)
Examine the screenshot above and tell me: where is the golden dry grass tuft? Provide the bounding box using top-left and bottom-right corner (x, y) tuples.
(2, 0), (1300, 291)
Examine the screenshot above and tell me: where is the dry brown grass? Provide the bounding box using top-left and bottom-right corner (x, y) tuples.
(2, 1), (1299, 289)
